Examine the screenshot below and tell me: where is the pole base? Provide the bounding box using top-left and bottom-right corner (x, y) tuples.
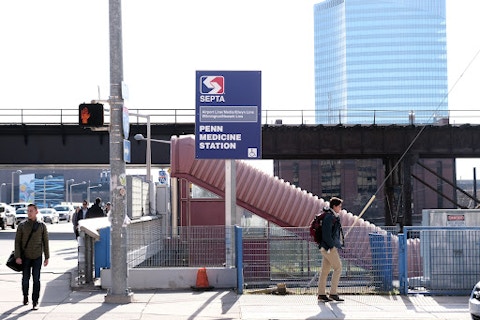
(104, 292), (134, 304)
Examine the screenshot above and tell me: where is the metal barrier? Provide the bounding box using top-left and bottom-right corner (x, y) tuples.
(400, 226), (480, 295)
(2, 107), (480, 125)
(86, 222), (480, 295)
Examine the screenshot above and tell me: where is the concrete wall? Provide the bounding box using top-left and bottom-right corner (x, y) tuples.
(100, 267), (237, 290)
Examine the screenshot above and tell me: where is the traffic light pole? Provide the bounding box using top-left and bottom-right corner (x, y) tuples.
(105, 0), (133, 303)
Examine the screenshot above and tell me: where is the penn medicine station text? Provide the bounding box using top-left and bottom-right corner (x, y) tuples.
(198, 125), (240, 150)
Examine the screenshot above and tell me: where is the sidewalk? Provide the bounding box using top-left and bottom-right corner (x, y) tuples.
(0, 270), (471, 320)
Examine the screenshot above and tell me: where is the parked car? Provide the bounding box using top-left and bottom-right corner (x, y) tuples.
(9, 202), (32, 211)
(39, 208), (59, 224)
(15, 207), (28, 225)
(0, 203), (16, 230)
(53, 204), (75, 222)
(470, 281), (480, 319)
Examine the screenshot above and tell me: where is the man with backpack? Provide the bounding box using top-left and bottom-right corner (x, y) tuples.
(317, 197), (344, 302)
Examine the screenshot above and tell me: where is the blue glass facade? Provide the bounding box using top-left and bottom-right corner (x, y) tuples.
(314, 0), (448, 124)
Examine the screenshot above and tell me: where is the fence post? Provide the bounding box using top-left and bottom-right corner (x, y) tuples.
(398, 233), (408, 295)
(235, 226), (243, 294)
(85, 234), (94, 284)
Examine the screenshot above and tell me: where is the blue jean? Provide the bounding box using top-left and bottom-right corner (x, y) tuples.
(22, 256), (42, 303)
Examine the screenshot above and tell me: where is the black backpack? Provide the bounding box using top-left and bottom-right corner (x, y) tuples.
(310, 209), (329, 244)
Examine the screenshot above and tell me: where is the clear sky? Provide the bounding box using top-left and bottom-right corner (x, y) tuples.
(0, 0), (479, 178)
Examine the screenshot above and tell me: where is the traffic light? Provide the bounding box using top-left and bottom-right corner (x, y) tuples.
(79, 103), (104, 126)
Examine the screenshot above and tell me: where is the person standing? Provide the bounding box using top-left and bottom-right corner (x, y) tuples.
(14, 203), (49, 310)
(85, 197), (105, 219)
(73, 200), (89, 238)
(104, 202), (111, 217)
(317, 197), (345, 302)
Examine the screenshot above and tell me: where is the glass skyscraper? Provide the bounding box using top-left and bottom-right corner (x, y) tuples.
(314, 0), (448, 125)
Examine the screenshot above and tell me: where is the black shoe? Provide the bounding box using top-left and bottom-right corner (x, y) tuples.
(32, 303), (38, 310)
(329, 294), (344, 301)
(318, 294), (333, 302)
(23, 296), (28, 306)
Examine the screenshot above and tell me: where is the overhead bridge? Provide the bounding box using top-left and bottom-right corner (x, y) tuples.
(0, 123), (479, 165)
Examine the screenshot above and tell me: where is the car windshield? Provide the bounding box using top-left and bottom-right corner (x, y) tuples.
(54, 206), (69, 211)
(16, 208), (27, 214)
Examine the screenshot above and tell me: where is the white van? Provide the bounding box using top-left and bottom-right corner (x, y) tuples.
(0, 203), (16, 229)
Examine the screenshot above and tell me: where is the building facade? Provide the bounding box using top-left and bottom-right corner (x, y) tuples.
(314, 0), (448, 125)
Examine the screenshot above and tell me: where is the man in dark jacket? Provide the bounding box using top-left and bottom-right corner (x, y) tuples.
(73, 200), (89, 238)
(86, 197), (105, 219)
(317, 197), (344, 302)
(14, 203), (49, 310)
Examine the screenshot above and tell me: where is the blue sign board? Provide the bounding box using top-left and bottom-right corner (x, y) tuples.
(195, 71), (262, 159)
(123, 139), (131, 163)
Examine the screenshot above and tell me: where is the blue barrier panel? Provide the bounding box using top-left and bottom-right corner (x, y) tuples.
(369, 233), (393, 292)
(235, 226), (243, 294)
(94, 227), (111, 278)
(398, 233), (408, 295)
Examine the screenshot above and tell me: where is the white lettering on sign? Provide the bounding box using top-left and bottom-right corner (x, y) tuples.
(198, 125), (224, 132)
(199, 133), (241, 141)
(199, 142), (237, 149)
(200, 95), (225, 103)
(198, 124), (242, 150)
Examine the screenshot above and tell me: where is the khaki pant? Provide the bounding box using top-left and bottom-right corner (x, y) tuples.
(317, 247), (342, 295)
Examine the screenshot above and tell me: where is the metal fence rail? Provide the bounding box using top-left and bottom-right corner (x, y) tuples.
(242, 226), (398, 294)
(124, 222), (479, 295)
(401, 226), (480, 295)
(1, 108), (480, 125)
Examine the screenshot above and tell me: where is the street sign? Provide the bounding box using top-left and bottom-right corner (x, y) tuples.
(123, 139), (131, 163)
(195, 71), (261, 159)
(158, 169), (168, 185)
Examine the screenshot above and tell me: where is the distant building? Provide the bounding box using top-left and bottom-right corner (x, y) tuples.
(313, 0), (448, 125)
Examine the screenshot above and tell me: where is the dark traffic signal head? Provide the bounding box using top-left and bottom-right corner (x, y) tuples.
(79, 103), (104, 126)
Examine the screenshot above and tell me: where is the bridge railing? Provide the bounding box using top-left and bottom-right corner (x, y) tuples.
(0, 108), (479, 125)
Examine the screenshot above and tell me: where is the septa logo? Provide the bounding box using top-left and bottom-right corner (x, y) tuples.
(200, 76), (224, 94)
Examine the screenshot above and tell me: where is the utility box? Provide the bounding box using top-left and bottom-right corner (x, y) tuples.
(421, 209), (480, 291)
(94, 227), (111, 278)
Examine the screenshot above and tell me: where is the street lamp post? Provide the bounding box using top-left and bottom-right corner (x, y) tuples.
(70, 181), (87, 204)
(11, 170), (22, 203)
(66, 179), (75, 203)
(134, 133), (171, 215)
(87, 180), (102, 204)
(1, 183), (7, 203)
(43, 175), (53, 208)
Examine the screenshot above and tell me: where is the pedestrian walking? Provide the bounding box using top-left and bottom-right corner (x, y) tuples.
(14, 203), (50, 310)
(73, 200), (89, 238)
(86, 197), (105, 219)
(317, 197), (345, 302)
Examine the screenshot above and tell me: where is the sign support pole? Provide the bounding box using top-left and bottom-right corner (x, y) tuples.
(105, 0), (133, 303)
(225, 159), (236, 267)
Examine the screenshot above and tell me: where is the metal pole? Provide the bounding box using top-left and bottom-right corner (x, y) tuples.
(11, 170), (21, 203)
(11, 172), (14, 204)
(66, 179), (74, 203)
(87, 180), (91, 204)
(225, 159), (236, 267)
(43, 177), (47, 208)
(105, 0), (133, 303)
(146, 116), (155, 215)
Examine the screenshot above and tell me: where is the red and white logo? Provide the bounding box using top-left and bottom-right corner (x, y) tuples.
(200, 76), (224, 94)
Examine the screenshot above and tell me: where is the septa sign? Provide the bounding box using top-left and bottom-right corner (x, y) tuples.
(195, 71), (262, 160)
